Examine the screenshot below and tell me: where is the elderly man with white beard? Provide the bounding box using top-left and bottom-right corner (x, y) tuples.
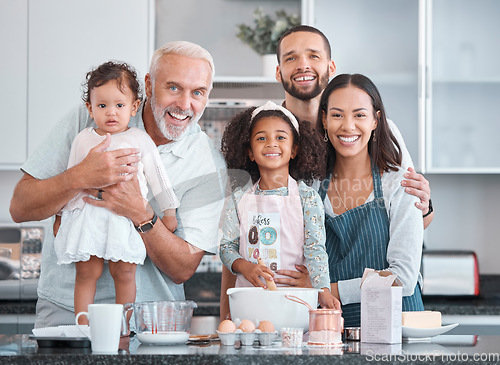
(10, 41), (227, 328)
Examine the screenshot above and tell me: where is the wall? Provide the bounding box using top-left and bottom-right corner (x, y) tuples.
(424, 174), (500, 274)
(155, 0), (301, 77)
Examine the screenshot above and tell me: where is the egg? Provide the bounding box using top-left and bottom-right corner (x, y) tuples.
(218, 319), (236, 333)
(238, 319), (256, 332)
(257, 320), (275, 333)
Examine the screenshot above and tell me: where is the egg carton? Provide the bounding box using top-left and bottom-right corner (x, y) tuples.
(217, 329), (278, 346)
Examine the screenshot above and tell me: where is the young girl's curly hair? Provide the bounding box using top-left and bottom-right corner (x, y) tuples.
(221, 106), (326, 189)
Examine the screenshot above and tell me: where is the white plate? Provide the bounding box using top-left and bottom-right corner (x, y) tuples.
(402, 323), (459, 340)
(31, 325), (89, 338)
(136, 331), (189, 345)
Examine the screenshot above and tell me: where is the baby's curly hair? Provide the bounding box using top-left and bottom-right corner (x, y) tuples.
(82, 60), (142, 103)
(221, 106), (326, 189)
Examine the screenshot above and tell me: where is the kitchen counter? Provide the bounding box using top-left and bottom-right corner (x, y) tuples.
(423, 276), (500, 316)
(1, 334), (500, 364)
(3, 275), (500, 318)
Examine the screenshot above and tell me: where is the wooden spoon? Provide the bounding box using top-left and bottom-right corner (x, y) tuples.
(257, 257), (277, 291)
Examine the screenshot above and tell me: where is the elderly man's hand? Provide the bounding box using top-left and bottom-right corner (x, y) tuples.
(83, 175), (151, 226)
(75, 133), (141, 190)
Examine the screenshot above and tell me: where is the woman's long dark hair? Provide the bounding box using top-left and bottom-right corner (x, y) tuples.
(317, 73), (402, 175)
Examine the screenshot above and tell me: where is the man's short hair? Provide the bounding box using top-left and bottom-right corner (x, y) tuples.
(149, 41), (215, 86)
(276, 25), (331, 63)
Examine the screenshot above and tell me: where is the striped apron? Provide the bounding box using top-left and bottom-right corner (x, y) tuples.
(318, 163), (424, 327)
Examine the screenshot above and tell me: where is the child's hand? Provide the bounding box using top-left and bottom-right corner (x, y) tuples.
(233, 259), (275, 289)
(318, 288), (341, 310)
(257, 258), (277, 290)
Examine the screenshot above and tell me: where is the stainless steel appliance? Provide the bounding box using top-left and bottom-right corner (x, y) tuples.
(422, 250), (480, 296)
(200, 99), (281, 150)
(0, 224), (44, 300)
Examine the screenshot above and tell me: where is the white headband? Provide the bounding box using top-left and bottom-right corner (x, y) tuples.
(250, 101), (300, 135)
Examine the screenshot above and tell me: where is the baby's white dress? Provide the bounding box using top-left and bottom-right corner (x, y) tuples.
(54, 127), (179, 265)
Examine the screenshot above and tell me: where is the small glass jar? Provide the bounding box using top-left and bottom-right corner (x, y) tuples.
(307, 308), (343, 346)
(281, 328), (303, 348)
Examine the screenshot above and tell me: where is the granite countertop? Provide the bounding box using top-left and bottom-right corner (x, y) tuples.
(423, 276), (500, 315)
(3, 275), (500, 317)
(1, 334), (500, 364)
(0, 300), (36, 316)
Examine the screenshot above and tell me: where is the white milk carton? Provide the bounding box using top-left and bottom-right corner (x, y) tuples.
(360, 268), (402, 344)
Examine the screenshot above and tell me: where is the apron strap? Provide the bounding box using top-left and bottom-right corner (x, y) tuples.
(287, 176), (300, 196)
(371, 162), (384, 200)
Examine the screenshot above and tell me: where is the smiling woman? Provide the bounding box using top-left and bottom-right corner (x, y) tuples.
(321, 84), (378, 213)
(323, 85), (378, 168)
(314, 73), (424, 327)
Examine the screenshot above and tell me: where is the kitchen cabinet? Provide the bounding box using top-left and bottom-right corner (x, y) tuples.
(425, 0), (500, 173)
(313, 0), (420, 169)
(312, 0), (500, 173)
(0, 314), (35, 335)
(0, 0), (153, 170)
(156, 0), (301, 81)
(0, 0), (28, 167)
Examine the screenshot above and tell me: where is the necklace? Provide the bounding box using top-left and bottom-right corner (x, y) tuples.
(333, 178), (349, 212)
(332, 173), (372, 212)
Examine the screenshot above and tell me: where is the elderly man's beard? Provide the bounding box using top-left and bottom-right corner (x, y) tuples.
(280, 69), (330, 101)
(150, 93), (202, 141)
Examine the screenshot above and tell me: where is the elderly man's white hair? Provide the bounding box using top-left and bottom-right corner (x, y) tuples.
(149, 41), (215, 87)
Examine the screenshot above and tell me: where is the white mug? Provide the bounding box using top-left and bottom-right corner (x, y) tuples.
(75, 303), (125, 354)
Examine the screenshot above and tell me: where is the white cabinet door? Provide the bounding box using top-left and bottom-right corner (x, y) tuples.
(427, 0), (500, 173)
(0, 0), (28, 166)
(314, 0), (420, 169)
(27, 0), (153, 156)
(156, 0), (301, 80)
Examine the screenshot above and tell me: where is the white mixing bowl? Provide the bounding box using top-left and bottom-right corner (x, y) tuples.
(227, 287), (321, 332)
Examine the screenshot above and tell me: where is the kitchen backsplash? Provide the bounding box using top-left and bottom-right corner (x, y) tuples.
(196, 254), (223, 273)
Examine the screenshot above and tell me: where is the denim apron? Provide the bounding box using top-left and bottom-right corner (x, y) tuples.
(318, 164), (424, 327)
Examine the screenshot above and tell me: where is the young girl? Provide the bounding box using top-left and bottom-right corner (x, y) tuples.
(317, 74), (424, 327)
(54, 61), (180, 324)
(219, 101), (340, 319)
